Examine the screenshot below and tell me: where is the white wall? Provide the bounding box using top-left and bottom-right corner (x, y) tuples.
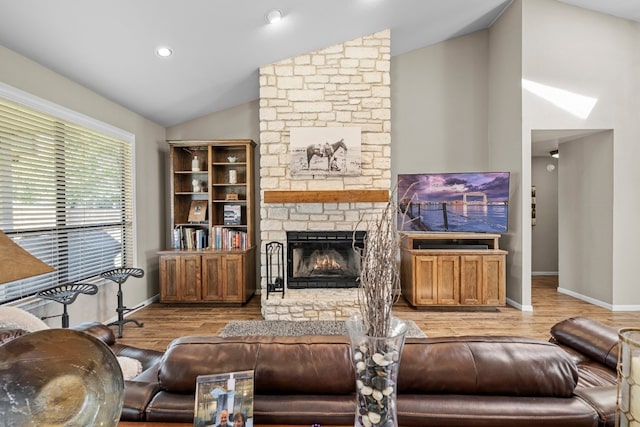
(0, 45), (166, 326)
(391, 30), (490, 178)
(522, 0), (640, 308)
(166, 100), (260, 142)
(488, 0), (527, 308)
(531, 156), (559, 274)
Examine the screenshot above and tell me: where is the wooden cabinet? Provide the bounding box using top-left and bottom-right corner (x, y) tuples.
(159, 139), (256, 304)
(158, 253), (202, 302)
(401, 233), (506, 308)
(201, 252), (251, 303)
(159, 248), (255, 303)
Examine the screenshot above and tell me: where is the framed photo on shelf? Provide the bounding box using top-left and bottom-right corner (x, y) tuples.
(224, 204), (242, 225)
(193, 370), (254, 427)
(188, 200), (208, 223)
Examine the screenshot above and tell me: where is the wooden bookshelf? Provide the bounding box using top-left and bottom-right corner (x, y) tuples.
(160, 139), (256, 304)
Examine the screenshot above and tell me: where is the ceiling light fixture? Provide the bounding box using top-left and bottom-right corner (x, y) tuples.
(265, 9), (282, 24)
(550, 150), (559, 158)
(156, 46), (173, 58)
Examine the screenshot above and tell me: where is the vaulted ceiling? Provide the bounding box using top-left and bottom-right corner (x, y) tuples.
(0, 1), (637, 127)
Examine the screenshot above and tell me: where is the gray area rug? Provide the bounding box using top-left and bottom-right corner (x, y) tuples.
(219, 319), (425, 338)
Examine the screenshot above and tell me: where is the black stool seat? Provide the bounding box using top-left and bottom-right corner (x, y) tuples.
(37, 283), (98, 328)
(100, 267), (144, 284)
(101, 267), (144, 338)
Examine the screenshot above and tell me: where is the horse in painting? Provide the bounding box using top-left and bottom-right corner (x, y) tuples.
(306, 139), (347, 170)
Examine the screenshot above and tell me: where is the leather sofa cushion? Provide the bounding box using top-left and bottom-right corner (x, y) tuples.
(158, 335), (353, 394)
(398, 394), (599, 427)
(147, 393), (355, 424)
(159, 335), (577, 397)
(550, 317), (619, 370)
(400, 336), (579, 397)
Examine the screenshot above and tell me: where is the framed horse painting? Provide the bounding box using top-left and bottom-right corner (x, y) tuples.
(289, 126), (362, 177)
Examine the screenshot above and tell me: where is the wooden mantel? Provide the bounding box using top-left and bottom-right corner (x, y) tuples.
(263, 189), (389, 204)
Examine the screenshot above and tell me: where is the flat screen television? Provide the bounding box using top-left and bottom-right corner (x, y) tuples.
(397, 172), (510, 233)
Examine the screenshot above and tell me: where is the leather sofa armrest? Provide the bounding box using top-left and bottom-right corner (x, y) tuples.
(550, 317), (619, 370)
(120, 380), (161, 421)
(71, 321), (116, 346)
(574, 385), (617, 427)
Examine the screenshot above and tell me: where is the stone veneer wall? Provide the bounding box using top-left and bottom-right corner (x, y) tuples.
(259, 30), (391, 320)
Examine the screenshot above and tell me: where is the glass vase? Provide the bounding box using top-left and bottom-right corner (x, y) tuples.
(346, 314), (407, 427)
(617, 328), (640, 427)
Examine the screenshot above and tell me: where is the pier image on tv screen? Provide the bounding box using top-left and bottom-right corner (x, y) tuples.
(397, 172), (510, 233)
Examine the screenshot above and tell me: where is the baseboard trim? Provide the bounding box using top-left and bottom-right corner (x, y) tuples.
(556, 287), (613, 310)
(506, 297), (533, 312)
(532, 271), (558, 276)
(557, 288), (640, 311)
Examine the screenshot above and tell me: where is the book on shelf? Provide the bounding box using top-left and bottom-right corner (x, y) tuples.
(211, 226), (248, 250)
(175, 226), (208, 250)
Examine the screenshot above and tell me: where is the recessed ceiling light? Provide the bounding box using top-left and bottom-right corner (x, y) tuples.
(156, 46), (173, 58)
(265, 9), (282, 24)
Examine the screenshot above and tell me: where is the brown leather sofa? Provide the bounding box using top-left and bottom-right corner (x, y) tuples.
(133, 317), (618, 427)
(1, 317), (621, 426)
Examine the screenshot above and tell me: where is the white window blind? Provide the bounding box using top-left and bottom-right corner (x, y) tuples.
(0, 96), (134, 304)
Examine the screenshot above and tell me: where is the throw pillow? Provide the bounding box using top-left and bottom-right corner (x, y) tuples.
(0, 306), (49, 332)
(117, 356), (143, 380)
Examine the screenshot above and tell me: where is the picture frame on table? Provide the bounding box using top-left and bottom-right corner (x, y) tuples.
(193, 370), (254, 427)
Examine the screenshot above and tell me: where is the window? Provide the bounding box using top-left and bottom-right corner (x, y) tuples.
(0, 84), (134, 304)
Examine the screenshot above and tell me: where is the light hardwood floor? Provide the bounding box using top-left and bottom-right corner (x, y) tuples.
(116, 276), (640, 352)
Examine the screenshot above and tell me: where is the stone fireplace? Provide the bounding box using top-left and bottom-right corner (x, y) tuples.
(259, 30), (391, 320)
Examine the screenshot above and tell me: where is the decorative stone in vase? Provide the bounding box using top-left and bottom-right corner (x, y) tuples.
(346, 314), (407, 427)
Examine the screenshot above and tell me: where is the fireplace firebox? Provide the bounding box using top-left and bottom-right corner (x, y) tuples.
(286, 231), (365, 289)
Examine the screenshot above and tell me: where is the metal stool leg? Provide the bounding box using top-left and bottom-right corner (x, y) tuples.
(61, 303), (70, 328)
(101, 267), (145, 338)
(110, 283), (144, 338)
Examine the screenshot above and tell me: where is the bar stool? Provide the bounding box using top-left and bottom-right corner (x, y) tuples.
(100, 267), (144, 338)
(37, 283), (98, 328)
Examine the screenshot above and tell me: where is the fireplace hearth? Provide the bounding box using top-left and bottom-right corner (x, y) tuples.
(287, 231), (365, 289)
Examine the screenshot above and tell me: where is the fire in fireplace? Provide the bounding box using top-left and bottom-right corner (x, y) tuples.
(286, 231), (365, 289)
